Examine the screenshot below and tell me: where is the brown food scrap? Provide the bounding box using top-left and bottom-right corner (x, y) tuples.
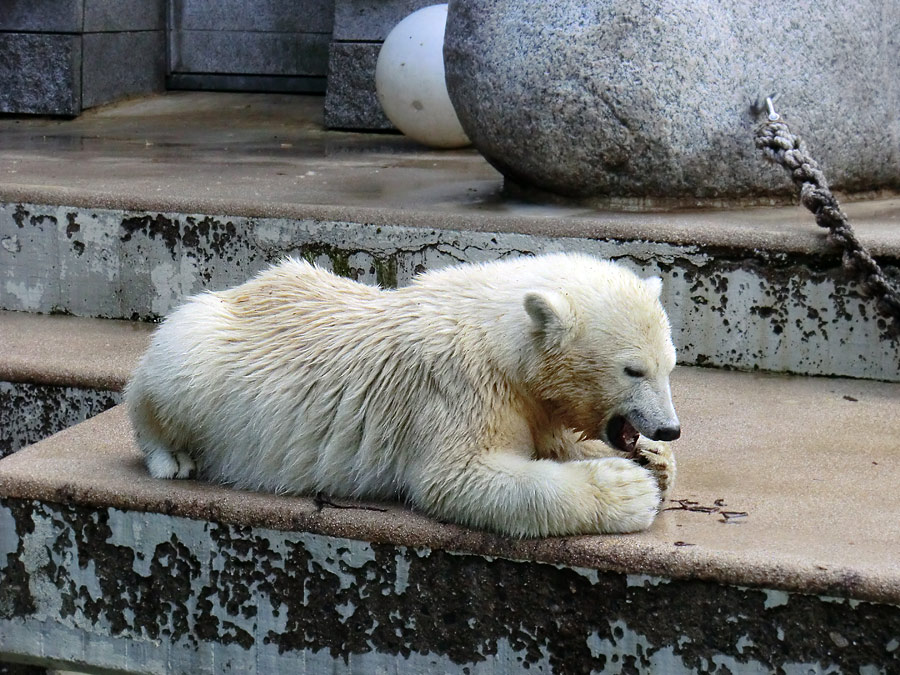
(663, 499), (718, 514)
(664, 498), (749, 524)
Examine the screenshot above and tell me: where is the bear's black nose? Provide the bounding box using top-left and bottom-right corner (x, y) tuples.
(654, 425), (681, 441)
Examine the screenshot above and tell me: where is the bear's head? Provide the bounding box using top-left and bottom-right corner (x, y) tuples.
(523, 263), (679, 453)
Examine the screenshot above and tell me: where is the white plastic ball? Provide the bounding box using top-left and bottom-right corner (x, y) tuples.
(375, 4), (470, 149)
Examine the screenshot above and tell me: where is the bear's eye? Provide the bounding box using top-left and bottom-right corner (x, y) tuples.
(624, 366), (645, 378)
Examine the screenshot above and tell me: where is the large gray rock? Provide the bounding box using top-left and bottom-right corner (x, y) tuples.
(444, 0), (900, 204)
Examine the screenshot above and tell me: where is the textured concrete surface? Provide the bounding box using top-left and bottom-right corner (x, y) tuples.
(0, 310), (140, 460)
(0, 0), (84, 32)
(83, 0), (166, 32)
(2, 498), (897, 674)
(2, 93), (899, 379)
(1, 365), (899, 604)
(171, 0), (334, 33)
(169, 31), (330, 76)
(3, 202), (899, 381)
(0, 381), (121, 459)
(444, 0), (900, 202)
(0, 0), (164, 32)
(0, 311), (152, 390)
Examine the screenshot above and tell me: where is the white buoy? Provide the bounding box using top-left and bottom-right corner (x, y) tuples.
(375, 4), (471, 149)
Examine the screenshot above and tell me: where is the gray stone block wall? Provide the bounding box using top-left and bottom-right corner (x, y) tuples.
(0, 34), (82, 115)
(332, 0), (437, 40)
(83, 0), (166, 32)
(173, 0), (334, 33)
(324, 0), (433, 130)
(170, 31), (330, 76)
(0, 0), (166, 115)
(0, 0), (435, 115)
(167, 0), (334, 94)
(0, 0), (84, 32)
(324, 42), (392, 129)
(82, 31), (166, 109)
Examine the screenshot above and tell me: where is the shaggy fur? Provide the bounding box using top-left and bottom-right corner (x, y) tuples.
(126, 253), (679, 537)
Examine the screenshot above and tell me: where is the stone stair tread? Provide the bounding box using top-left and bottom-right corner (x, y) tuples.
(1, 91), (899, 256)
(0, 310), (153, 390)
(2, 366), (898, 604)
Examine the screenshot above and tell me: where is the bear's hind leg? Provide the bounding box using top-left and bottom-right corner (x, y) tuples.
(144, 444), (196, 480)
(413, 451), (661, 537)
(128, 392), (196, 480)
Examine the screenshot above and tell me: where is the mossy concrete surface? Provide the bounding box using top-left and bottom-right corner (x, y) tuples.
(0, 311), (152, 459)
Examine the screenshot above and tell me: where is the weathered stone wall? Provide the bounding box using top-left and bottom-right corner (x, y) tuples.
(2, 202), (898, 381)
(2, 499), (898, 674)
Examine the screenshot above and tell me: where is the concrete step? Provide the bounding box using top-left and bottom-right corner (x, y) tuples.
(1, 357), (899, 673)
(2, 92), (899, 381)
(0, 311), (152, 458)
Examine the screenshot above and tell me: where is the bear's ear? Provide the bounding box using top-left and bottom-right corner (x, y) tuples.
(644, 276), (663, 297)
(524, 291), (574, 347)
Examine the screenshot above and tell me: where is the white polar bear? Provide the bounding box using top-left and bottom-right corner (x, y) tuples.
(126, 253), (680, 537)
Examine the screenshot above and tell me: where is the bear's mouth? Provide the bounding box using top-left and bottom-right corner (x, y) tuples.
(606, 415), (640, 454)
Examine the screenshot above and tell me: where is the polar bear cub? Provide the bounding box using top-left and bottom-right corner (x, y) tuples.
(126, 253), (680, 537)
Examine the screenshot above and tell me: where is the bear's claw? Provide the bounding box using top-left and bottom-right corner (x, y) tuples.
(631, 439), (676, 497)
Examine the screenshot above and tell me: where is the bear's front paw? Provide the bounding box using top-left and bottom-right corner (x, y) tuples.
(582, 457), (661, 534)
(630, 439), (676, 498)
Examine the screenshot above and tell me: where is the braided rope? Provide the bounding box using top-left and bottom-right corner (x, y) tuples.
(754, 118), (900, 339)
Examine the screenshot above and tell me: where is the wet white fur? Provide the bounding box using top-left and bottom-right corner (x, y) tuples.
(126, 253), (678, 537)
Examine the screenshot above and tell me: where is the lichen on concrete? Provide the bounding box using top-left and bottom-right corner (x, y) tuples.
(1, 498), (898, 674)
